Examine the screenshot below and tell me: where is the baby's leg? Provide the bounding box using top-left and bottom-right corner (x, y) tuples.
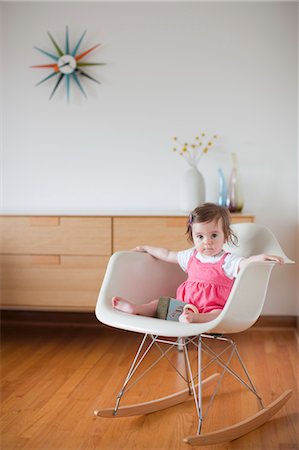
(112, 297), (159, 317)
(179, 309), (222, 324)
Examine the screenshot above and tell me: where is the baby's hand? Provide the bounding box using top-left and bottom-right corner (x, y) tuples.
(260, 254), (285, 264)
(131, 246), (147, 252)
(239, 254), (284, 271)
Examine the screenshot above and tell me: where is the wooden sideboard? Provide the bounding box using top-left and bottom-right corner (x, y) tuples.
(0, 213), (254, 312)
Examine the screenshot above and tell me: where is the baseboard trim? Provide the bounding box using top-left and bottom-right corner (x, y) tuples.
(253, 315), (297, 329)
(0, 310), (100, 328)
(0, 309), (297, 330)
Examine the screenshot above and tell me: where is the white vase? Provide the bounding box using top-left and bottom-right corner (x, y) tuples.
(179, 167), (205, 212)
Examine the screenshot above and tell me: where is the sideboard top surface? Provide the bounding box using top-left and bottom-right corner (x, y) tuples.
(0, 211), (254, 218)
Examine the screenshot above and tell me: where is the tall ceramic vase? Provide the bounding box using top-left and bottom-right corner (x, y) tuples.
(179, 166), (205, 212)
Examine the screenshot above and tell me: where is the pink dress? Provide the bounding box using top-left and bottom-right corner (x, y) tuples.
(176, 251), (235, 313)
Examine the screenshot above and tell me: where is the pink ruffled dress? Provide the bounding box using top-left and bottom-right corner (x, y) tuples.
(176, 250), (235, 313)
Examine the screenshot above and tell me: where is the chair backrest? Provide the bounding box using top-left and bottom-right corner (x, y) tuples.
(224, 223), (293, 262)
(211, 222), (294, 333)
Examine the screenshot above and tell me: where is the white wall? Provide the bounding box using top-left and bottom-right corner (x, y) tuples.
(1, 1), (298, 316)
(0, 4), (3, 211)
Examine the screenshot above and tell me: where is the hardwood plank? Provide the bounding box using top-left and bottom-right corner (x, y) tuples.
(0, 326), (298, 450)
(95, 373), (220, 417)
(184, 390), (293, 445)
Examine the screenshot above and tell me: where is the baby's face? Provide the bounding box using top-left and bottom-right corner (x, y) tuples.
(191, 219), (225, 257)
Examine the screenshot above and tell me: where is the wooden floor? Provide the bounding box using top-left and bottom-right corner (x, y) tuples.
(1, 323), (298, 450)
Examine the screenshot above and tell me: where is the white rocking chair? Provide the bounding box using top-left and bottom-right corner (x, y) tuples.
(94, 223), (293, 445)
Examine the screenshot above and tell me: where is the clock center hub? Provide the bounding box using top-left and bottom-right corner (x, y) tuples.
(57, 55), (77, 74)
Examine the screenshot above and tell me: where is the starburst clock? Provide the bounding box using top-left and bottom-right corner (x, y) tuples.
(31, 27), (105, 102)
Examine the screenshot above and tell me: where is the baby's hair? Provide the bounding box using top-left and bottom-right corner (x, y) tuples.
(186, 202), (238, 245)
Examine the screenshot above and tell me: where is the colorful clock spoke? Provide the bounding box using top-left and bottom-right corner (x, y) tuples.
(77, 62), (106, 67)
(71, 30), (87, 57)
(32, 27), (105, 101)
(31, 63), (59, 72)
(35, 71), (60, 87)
(65, 75), (71, 103)
(72, 72), (87, 98)
(49, 73), (64, 100)
(47, 32), (64, 57)
(65, 26), (70, 54)
(34, 46), (59, 61)
(75, 43), (102, 62)
(76, 69), (101, 85)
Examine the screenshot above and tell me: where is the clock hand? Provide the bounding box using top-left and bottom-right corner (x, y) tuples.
(58, 61), (70, 69)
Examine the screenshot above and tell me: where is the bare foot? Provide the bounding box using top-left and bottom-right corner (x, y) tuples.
(179, 310), (196, 323)
(112, 296), (137, 314)
(179, 309), (222, 324)
(179, 304), (199, 323)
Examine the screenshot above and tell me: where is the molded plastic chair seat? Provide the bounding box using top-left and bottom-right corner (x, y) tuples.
(97, 252), (277, 337)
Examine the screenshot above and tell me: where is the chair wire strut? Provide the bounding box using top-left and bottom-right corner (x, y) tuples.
(112, 332), (264, 435)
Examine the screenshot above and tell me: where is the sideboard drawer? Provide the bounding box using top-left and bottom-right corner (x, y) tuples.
(113, 214), (255, 252)
(113, 217), (189, 252)
(0, 255), (107, 310)
(0, 217), (112, 255)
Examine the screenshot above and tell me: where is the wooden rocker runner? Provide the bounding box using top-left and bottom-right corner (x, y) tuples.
(94, 223), (293, 445)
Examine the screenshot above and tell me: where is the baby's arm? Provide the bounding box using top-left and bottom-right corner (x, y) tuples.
(239, 254), (284, 271)
(133, 245), (178, 264)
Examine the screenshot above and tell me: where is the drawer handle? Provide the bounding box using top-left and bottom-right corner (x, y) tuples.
(29, 217), (60, 227)
(30, 255), (61, 265)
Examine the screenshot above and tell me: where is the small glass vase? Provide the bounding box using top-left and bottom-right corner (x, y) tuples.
(179, 166), (205, 212)
(217, 168), (227, 207)
(226, 154), (243, 212)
